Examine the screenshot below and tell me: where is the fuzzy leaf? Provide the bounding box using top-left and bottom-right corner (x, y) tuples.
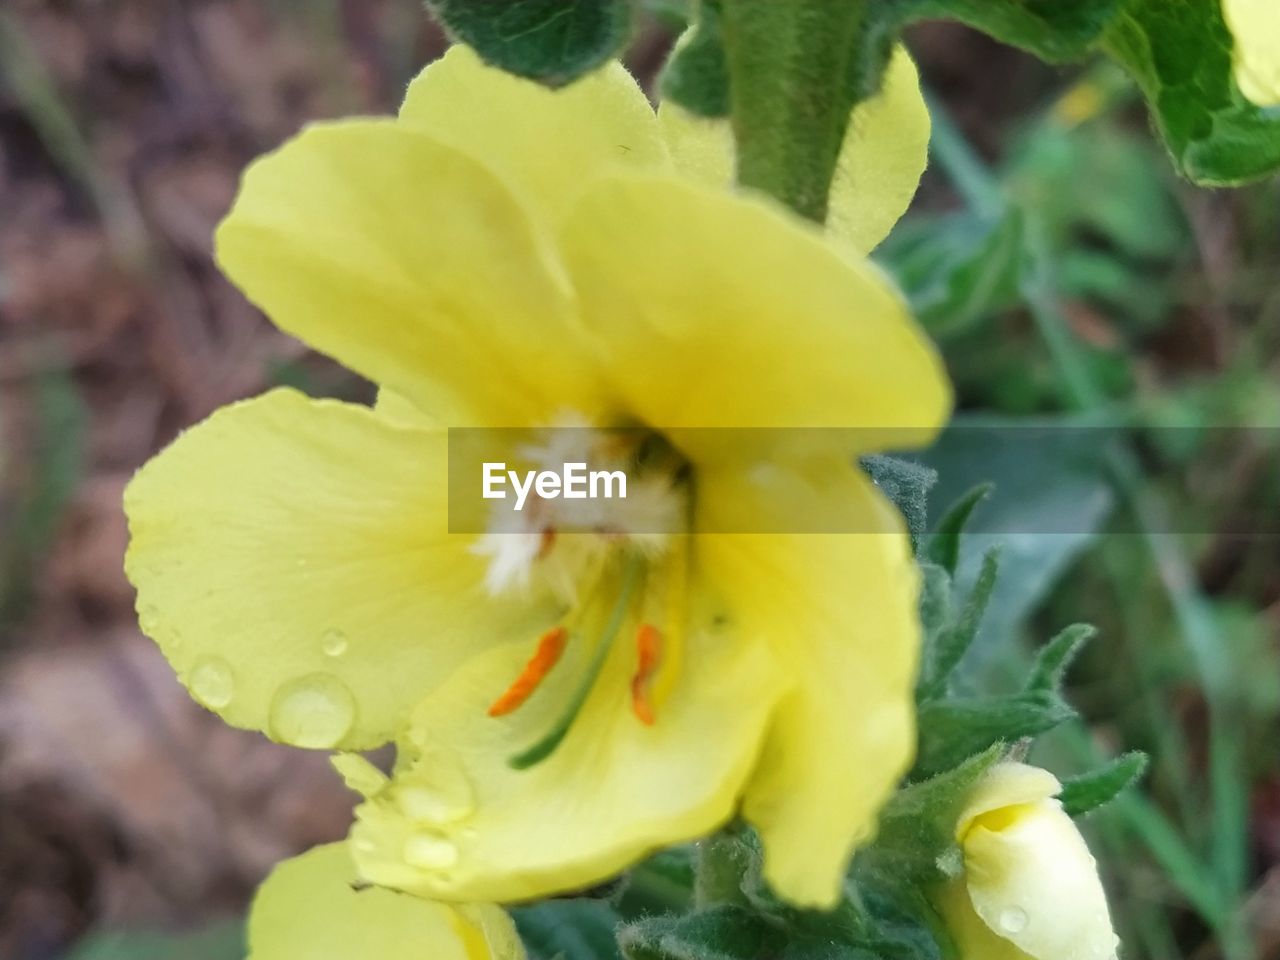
(925, 483), (995, 574)
(620, 906), (779, 960)
(866, 0), (1122, 62)
(868, 745), (1006, 879)
(918, 563), (953, 639)
(914, 691), (1075, 779)
(1025, 623), (1095, 692)
(1060, 751), (1150, 817)
(1103, 0), (1280, 185)
(917, 547), (1001, 702)
(514, 899), (624, 960)
(660, 0), (729, 117)
(660, 0), (1280, 184)
(861, 455), (938, 552)
(882, 0), (1280, 183)
(425, 0), (634, 86)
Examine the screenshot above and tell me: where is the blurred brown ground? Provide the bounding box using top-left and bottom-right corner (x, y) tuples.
(0, 3), (452, 954)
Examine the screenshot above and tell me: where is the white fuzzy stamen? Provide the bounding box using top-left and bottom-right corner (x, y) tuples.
(474, 416), (686, 599)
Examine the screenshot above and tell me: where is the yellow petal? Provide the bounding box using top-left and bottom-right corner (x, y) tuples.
(399, 45), (670, 224)
(375, 386), (437, 428)
(963, 796), (1118, 960)
(559, 175), (950, 459)
(956, 762), (1061, 839)
(935, 878), (1036, 960)
(348, 547), (785, 902)
(125, 388), (557, 750)
(1223, 0), (1280, 105)
(247, 842), (523, 960)
(696, 460), (921, 908)
(215, 120), (605, 426)
(658, 46), (930, 254)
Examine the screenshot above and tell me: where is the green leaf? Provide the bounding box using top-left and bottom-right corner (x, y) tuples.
(660, 0), (730, 117)
(924, 483), (995, 574)
(1024, 623), (1095, 692)
(644, 0), (693, 27)
(917, 547), (1001, 702)
(425, 0), (634, 86)
(914, 691), (1076, 779)
(860, 455), (938, 552)
(1103, 0), (1280, 185)
(619, 905), (781, 960)
(861, 0), (1124, 64)
(871, 0), (1280, 182)
(1059, 751), (1150, 817)
(876, 210), (1025, 339)
(514, 898), (625, 960)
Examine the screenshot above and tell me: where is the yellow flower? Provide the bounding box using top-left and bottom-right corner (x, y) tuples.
(247, 842), (522, 960)
(1222, 0), (1280, 106)
(124, 45), (948, 908)
(936, 763), (1119, 960)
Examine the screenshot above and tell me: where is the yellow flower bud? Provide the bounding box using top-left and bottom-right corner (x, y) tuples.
(1222, 0), (1280, 106)
(937, 763), (1119, 960)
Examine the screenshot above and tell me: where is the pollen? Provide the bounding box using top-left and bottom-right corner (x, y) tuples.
(630, 623), (663, 726)
(487, 626), (569, 717)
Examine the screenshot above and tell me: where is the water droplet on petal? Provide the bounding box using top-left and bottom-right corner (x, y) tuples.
(321, 629), (349, 657)
(268, 673), (356, 748)
(396, 742), (475, 825)
(403, 831), (459, 870)
(190, 658), (235, 708)
(397, 784), (474, 825)
(998, 906), (1029, 934)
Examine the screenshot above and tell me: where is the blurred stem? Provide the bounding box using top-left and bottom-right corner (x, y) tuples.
(694, 829), (752, 909)
(720, 0), (865, 222)
(929, 100), (1251, 958)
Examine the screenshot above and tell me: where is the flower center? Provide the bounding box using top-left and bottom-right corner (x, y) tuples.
(472, 420), (692, 769)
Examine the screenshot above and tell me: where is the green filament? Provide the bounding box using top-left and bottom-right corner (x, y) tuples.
(508, 553), (643, 770)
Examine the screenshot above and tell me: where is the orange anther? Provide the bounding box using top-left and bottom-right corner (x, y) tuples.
(488, 627), (568, 717)
(630, 624), (663, 726)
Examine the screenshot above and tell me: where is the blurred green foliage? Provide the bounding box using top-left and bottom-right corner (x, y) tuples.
(876, 69), (1280, 960)
(0, 362), (86, 639)
(65, 920), (244, 960)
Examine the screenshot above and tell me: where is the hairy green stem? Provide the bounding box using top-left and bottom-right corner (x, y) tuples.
(719, 0), (866, 222)
(694, 828), (753, 909)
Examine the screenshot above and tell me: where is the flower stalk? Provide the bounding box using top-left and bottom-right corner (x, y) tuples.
(719, 0), (867, 222)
